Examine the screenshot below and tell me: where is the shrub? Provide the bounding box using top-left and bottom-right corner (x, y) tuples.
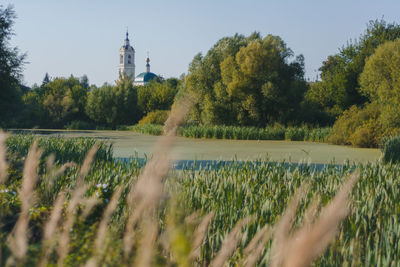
(381, 135), (400, 164)
(138, 110), (170, 126)
(328, 103), (381, 147)
(349, 121), (378, 148)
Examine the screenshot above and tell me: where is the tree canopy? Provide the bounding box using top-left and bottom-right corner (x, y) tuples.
(306, 19), (400, 118)
(360, 38), (400, 128)
(0, 5), (25, 127)
(185, 33), (307, 126)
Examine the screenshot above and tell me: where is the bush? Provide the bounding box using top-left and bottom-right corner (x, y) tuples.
(349, 123), (376, 148)
(138, 110), (169, 126)
(328, 103), (381, 147)
(381, 135), (400, 164)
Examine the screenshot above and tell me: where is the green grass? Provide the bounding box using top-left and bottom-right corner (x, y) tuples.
(127, 124), (164, 135)
(6, 134), (113, 164)
(128, 124), (332, 142)
(1, 135), (399, 265)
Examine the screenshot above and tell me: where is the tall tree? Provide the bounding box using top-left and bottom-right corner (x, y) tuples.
(86, 75), (141, 127)
(359, 38), (400, 128)
(306, 19), (400, 118)
(0, 5), (26, 127)
(42, 72), (50, 86)
(185, 33), (307, 126)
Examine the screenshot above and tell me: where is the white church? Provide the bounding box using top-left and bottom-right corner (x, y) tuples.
(118, 31), (158, 86)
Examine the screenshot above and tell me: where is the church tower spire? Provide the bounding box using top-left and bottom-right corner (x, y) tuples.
(124, 30), (130, 46)
(119, 30), (135, 79)
(146, 53), (150, 73)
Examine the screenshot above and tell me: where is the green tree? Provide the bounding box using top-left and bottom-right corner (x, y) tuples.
(359, 38), (400, 128)
(185, 33), (307, 126)
(0, 5), (26, 127)
(42, 72), (50, 86)
(41, 76), (89, 127)
(86, 75), (140, 127)
(137, 79), (179, 115)
(306, 19), (400, 118)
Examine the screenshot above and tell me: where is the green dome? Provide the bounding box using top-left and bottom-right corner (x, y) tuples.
(135, 72), (158, 83)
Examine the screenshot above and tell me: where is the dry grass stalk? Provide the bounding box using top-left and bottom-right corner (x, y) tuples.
(57, 147), (97, 266)
(80, 195), (100, 220)
(184, 210), (202, 225)
(93, 185), (123, 254)
(7, 142), (43, 262)
(39, 192), (66, 267)
(85, 186), (122, 266)
(269, 183), (309, 267)
(133, 220), (158, 267)
(302, 196), (321, 229)
(0, 130), (8, 184)
(45, 154), (76, 192)
(282, 173), (359, 267)
(164, 95), (195, 136)
(122, 152), (170, 260)
(123, 95), (195, 261)
(79, 144), (98, 181)
(241, 224), (272, 267)
(56, 185), (88, 266)
(209, 216), (253, 267)
(190, 212), (215, 260)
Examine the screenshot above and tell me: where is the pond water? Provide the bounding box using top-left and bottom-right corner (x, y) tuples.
(15, 129), (381, 164)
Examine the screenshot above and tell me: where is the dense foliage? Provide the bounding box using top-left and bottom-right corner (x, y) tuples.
(137, 78), (180, 115)
(0, 5), (26, 127)
(16, 74), (180, 129)
(2, 135), (400, 266)
(328, 38), (400, 147)
(138, 110), (170, 126)
(306, 20), (400, 120)
(184, 33), (308, 126)
(85, 75), (141, 127)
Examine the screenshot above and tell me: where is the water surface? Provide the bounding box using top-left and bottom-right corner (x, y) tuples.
(16, 129), (381, 164)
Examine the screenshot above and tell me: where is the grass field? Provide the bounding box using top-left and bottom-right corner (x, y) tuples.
(0, 133), (399, 266)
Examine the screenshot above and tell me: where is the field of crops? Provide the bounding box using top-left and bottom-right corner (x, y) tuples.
(1, 134), (400, 266)
(128, 124), (332, 142)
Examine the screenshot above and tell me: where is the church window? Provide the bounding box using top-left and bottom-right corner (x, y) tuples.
(120, 55), (123, 64)
(128, 55), (131, 64)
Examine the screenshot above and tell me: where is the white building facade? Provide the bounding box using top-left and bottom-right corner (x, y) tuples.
(118, 31), (135, 79)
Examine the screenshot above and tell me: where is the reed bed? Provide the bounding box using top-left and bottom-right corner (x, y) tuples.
(6, 134), (113, 164)
(128, 124), (331, 142)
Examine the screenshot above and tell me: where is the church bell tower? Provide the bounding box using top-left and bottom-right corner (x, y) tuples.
(119, 31), (135, 79)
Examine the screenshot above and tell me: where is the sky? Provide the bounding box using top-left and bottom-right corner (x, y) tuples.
(3, 0), (400, 87)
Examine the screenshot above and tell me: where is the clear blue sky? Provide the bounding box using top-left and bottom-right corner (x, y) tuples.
(4, 0), (400, 86)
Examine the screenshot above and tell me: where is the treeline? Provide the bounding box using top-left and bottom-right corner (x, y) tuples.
(181, 20), (400, 147)
(20, 74), (180, 129)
